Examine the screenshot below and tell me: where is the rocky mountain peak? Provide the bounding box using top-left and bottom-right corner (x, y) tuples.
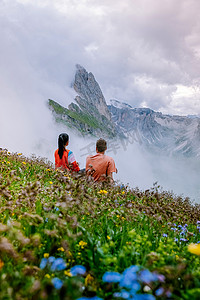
(73, 64), (111, 121)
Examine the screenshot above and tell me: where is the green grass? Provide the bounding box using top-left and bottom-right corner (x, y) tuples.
(1, 149), (200, 299)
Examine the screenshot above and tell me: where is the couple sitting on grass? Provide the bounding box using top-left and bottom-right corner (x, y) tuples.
(54, 133), (117, 182)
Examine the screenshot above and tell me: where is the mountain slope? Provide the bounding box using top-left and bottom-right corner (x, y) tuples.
(48, 66), (200, 157)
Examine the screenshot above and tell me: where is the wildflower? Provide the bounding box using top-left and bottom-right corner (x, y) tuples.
(0, 259), (4, 270)
(120, 266), (139, 289)
(46, 169), (51, 171)
(17, 153), (22, 156)
(162, 234), (168, 237)
(180, 238), (188, 242)
(121, 191), (125, 195)
(85, 274), (94, 286)
(7, 161), (10, 164)
(44, 253), (49, 258)
(45, 274), (51, 279)
(171, 227), (177, 231)
(188, 243), (200, 255)
(51, 258), (66, 271)
(22, 162), (26, 165)
(64, 270), (72, 277)
(48, 256), (56, 264)
(102, 271), (122, 283)
(174, 238), (178, 242)
(79, 241), (87, 249)
(139, 269), (158, 284)
(54, 207), (59, 211)
(155, 287), (164, 296)
(107, 235), (111, 240)
(49, 181), (53, 184)
(197, 221), (200, 224)
(77, 297), (103, 300)
(98, 190), (108, 194)
(57, 247), (65, 252)
(70, 265), (86, 276)
(52, 277), (63, 289)
(40, 258), (48, 269)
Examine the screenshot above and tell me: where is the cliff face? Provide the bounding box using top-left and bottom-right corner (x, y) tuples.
(48, 65), (117, 138)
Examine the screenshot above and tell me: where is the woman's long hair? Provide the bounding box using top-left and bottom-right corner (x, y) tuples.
(58, 133), (69, 159)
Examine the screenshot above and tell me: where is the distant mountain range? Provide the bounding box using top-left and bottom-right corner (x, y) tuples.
(48, 65), (200, 157)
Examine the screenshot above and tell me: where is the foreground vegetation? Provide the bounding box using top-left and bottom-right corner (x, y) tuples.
(1, 149), (200, 299)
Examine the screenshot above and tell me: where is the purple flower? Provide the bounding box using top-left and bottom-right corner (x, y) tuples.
(174, 238), (178, 242)
(171, 227), (177, 231)
(197, 226), (200, 230)
(52, 277), (63, 289)
(163, 233), (168, 237)
(70, 265), (86, 276)
(102, 271), (122, 283)
(197, 221), (200, 224)
(180, 238), (188, 242)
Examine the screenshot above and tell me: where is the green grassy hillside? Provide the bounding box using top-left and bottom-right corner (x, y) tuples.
(1, 149), (200, 299)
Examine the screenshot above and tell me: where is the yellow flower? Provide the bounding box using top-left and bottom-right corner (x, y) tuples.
(44, 253), (49, 258)
(22, 162), (26, 165)
(85, 274), (94, 287)
(49, 181), (53, 184)
(0, 259), (4, 270)
(46, 169), (51, 171)
(98, 190), (108, 194)
(45, 274), (51, 279)
(79, 241), (87, 249)
(64, 270), (72, 277)
(107, 235), (111, 240)
(7, 161), (10, 164)
(188, 243), (200, 255)
(121, 191), (125, 195)
(57, 247), (65, 252)
(17, 153), (22, 156)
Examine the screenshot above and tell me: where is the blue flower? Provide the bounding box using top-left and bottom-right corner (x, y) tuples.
(70, 265), (86, 276)
(139, 269), (158, 284)
(77, 297), (103, 300)
(134, 295), (155, 300)
(40, 258), (47, 269)
(51, 258), (66, 271)
(155, 287), (164, 296)
(197, 221), (200, 224)
(48, 256), (56, 264)
(178, 225), (183, 229)
(171, 227), (177, 231)
(162, 233), (168, 237)
(52, 277), (63, 289)
(119, 266), (139, 289)
(114, 290), (130, 299)
(102, 271), (122, 283)
(174, 238), (178, 242)
(54, 207), (59, 211)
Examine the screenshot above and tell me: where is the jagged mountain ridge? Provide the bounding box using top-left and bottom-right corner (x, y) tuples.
(48, 65), (200, 157)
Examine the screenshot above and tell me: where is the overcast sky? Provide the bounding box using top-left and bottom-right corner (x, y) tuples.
(1, 0), (200, 200)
